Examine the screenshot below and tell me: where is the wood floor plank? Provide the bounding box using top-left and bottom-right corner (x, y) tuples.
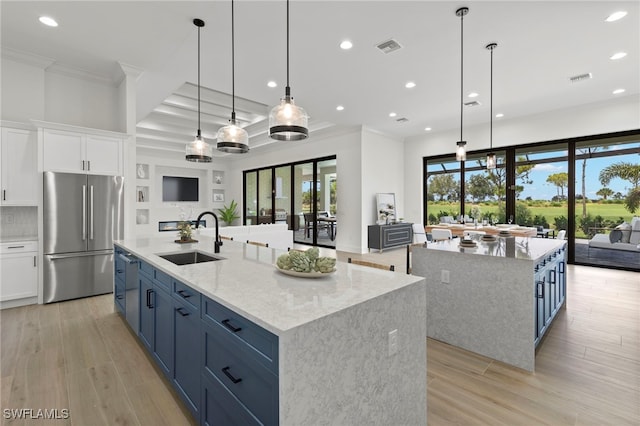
(86, 362), (140, 426)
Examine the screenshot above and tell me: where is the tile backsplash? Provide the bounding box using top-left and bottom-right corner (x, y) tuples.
(0, 206), (38, 241)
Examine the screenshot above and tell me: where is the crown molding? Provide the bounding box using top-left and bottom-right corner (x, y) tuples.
(1, 47), (55, 69)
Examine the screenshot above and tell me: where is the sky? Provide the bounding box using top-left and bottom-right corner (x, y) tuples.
(519, 152), (638, 201)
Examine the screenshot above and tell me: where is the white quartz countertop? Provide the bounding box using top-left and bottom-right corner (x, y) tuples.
(425, 236), (565, 261)
(115, 235), (423, 336)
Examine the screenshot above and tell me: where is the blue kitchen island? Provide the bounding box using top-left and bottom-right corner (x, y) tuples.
(114, 235), (427, 425)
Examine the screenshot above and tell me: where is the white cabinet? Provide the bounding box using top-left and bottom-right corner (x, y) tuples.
(43, 128), (122, 175)
(0, 241), (38, 302)
(0, 127), (38, 205)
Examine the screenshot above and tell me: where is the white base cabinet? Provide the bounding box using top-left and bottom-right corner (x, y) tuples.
(1, 127), (38, 205)
(0, 241), (38, 303)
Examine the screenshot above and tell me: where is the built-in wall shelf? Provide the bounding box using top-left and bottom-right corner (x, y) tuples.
(212, 169), (225, 204)
(136, 163), (149, 180)
(136, 186), (149, 203)
(136, 209), (149, 225)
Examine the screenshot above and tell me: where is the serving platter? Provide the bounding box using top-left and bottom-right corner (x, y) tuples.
(275, 266), (336, 278)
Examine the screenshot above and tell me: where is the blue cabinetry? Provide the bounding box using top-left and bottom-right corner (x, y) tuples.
(124, 251), (278, 425)
(534, 244), (566, 347)
(173, 285), (201, 419)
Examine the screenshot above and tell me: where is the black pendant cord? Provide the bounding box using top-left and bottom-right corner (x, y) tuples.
(285, 0), (290, 96)
(231, 0), (236, 121)
(489, 46), (493, 150)
(460, 10), (464, 143)
(197, 22), (202, 136)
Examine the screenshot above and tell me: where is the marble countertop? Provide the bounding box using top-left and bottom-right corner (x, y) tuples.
(425, 235), (565, 261)
(115, 235), (423, 336)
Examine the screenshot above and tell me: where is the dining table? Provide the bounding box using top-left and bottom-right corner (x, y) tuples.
(317, 216), (337, 240)
(425, 224), (537, 238)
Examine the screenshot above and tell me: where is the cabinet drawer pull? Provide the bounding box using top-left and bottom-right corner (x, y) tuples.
(177, 289), (191, 299)
(176, 307), (189, 317)
(146, 289), (154, 308)
(116, 269), (124, 274)
(33, 256), (37, 267)
(116, 295), (123, 300)
(549, 270), (556, 284)
(221, 319), (242, 333)
(2, 189), (5, 201)
(535, 281), (545, 298)
(8, 245), (25, 249)
(221, 366), (242, 384)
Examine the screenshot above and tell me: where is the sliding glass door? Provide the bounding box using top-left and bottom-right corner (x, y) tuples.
(243, 155), (337, 249)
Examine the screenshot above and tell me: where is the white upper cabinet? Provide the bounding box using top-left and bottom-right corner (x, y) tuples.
(43, 128), (122, 175)
(0, 127), (38, 205)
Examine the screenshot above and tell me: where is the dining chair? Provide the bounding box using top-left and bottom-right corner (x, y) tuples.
(348, 257), (395, 271)
(303, 212), (329, 238)
(246, 240), (268, 247)
(220, 235), (233, 241)
(556, 230), (566, 240)
(412, 223), (428, 244)
(431, 229), (453, 242)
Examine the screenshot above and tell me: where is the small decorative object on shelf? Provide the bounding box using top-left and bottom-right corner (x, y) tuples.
(215, 174), (223, 184)
(136, 163), (147, 179)
(176, 221), (197, 243)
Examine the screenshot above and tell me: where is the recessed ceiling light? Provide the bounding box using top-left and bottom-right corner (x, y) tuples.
(605, 11), (627, 22)
(405, 81), (416, 89)
(267, 81), (277, 88)
(613, 88), (626, 95)
(340, 40), (353, 50)
(389, 112), (397, 117)
(424, 127), (432, 131)
(610, 52), (627, 60)
(495, 113), (504, 118)
(336, 105), (344, 111)
(39, 16), (58, 27)
(468, 92), (479, 98)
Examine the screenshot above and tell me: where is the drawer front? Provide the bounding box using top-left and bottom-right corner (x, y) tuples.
(203, 322), (278, 426)
(173, 280), (200, 311)
(1, 241), (37, 254)
(382, 225), (412, 246)
(114, 278), (125, 313)
(114, 255), (126, 282)
(154, 268), (172, 292)
(202, 373), (262, 426)
(139, 259), (154, 277)
(202, 296), (278, 373)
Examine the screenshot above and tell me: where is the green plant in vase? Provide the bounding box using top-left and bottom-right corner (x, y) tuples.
(218, 200), (240, 226)
(177, 221), (193, 241)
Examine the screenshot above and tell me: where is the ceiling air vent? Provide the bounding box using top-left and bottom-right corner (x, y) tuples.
(396, 117), (409, 123)
(376, 39), (403, 54)
(464, 101), (481, 107)
(569, 72), (592, 83)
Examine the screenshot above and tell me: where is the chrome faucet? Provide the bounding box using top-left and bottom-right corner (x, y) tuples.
(195, 211), (222, 253)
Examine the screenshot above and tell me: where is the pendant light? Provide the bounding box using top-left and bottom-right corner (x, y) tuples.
(268, 0), (308, 141)
(217, 0), (249, 153)
(455, 7), (468, 162)
(186, 18), (213, 162)
(486, 42), (498, 170)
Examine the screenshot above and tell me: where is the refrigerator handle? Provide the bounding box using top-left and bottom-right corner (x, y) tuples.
(82, 185), (87, 240)
(90, 185), (94, 240)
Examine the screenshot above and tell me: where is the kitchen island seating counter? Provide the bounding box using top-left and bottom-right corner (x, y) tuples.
(114, 235), (427, 426)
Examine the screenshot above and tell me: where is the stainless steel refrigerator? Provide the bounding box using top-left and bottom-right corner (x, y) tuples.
(43, 171), (124, 303)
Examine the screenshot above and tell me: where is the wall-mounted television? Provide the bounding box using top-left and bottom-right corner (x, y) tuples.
(162, 176), (199, 202)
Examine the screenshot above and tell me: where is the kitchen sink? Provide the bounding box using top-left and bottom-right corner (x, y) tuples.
(158, 251), (222, 265)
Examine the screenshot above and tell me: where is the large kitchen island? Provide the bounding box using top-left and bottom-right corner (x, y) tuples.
(411, 235), (566, 372)
(114, 235), (427, 426)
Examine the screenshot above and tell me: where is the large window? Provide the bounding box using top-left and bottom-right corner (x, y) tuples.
(423, 131), (639, 272)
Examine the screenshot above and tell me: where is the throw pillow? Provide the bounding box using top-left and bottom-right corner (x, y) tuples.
(609, 229), (622, 243)
(615, 222), (632, 243)
(630, 230), (640, 245)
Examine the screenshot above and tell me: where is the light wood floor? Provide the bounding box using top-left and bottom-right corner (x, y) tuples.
(1, 249), (638, 425)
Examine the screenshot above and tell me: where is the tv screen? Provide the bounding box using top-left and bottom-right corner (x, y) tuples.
(162, 176), (199, 202)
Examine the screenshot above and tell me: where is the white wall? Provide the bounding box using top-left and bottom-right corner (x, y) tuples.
(225, 127), (364, 253)
(360, 128), (406, 247)
(1, 58), (46, 122)
(403, 95), (640, 225)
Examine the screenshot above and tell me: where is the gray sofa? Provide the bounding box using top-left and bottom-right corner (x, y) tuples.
(588, 216), (640, 252)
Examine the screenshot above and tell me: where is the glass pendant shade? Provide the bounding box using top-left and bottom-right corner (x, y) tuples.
(456, 141), (467, 162)
(186, 132), (212, 162)
(217, 118), (249, 153)
(269, 92), (309, 141)
(486, 152), (497, 169)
